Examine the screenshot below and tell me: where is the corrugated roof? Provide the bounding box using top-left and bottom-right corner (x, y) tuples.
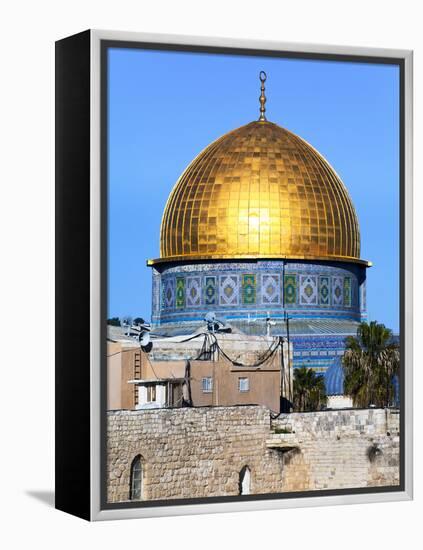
(150, 319), (360, 338)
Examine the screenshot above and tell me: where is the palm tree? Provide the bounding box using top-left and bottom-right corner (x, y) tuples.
(293, 367), (326, 412)
(343, 321), (399, 408)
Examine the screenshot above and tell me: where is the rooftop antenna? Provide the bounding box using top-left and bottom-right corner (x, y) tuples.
(123, 316), (133, 336)
(258, 71), (267, 122)
(284, 310), (292, 406)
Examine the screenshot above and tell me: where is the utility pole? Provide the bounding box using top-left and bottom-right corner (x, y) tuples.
(279, 336), (285, 412)
(284, 310), (292, 408)
(282, 257), (293, 410)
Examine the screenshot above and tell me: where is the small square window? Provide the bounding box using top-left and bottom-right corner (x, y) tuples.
(202, 377), (213, 393)
(238, 377), (249, 392)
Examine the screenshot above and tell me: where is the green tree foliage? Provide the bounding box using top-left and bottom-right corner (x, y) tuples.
(343, 321), (399, 408)
(293, 367), (326, 412)
(107, 317), (121, 327)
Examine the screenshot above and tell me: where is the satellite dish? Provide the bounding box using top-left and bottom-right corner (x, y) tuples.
(205, 312), (218, 332)
(142, 341), (153, 353)
(204, 312), (227, 333)
(139, 331), (150, 347)
(139, 330), (153, 353)
(205, 312), (217, 323)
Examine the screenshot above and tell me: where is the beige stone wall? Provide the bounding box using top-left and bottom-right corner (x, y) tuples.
(107, 406), (284, 502)
(272, 409), (400, 492)
(107, 406), (400, 503)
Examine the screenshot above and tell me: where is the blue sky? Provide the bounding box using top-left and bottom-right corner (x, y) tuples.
(108, 47), (400, 332)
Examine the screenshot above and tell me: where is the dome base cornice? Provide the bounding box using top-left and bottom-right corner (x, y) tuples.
(148, 254), (371, 268)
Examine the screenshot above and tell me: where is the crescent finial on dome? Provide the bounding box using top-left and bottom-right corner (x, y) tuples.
(259, 71), (267, 121)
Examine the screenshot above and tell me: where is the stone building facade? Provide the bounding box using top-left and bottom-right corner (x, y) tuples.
(107, 406), (399, 503)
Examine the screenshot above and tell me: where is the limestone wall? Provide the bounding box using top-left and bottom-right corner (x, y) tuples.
(107, 406), (400, 503)
(107, 406), (284, 503)
(271, 409), (400, 492)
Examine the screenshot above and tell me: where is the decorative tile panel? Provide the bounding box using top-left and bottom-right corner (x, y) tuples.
(319, 276), (330, 306)
(186, 276), (201, 307)
(343, 277), (352, 307)
(204, 276), (217, 306)
(284, 274), (297, 305)
(176, 277), (185, 308)
(163, 278), (175, 309)
(352, 279), (358, 308)
(219, 275), (240, 306)
(332, 276), (343, 306)
(299, 275), (318, 305)
(261, 274), (281, 305)
(242, 274), (256, 305)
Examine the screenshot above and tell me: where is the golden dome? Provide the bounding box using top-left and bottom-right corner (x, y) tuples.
(154, 119), (365, 266)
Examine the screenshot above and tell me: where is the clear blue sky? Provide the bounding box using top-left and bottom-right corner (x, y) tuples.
(108, 47), (400, 332)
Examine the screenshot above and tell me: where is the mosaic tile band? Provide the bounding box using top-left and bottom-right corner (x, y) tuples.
(150, 259), (367, 373)
(153, 259), (366, 324)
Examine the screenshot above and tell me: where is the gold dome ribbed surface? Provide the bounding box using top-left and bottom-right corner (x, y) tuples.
(157, 121), (361, 265)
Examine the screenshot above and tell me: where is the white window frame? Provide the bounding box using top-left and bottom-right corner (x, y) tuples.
(138, 383), (167, 408)
(238, 377), (250, 392)
(202, 377), (213, 393)
(146, 385), (156, 403)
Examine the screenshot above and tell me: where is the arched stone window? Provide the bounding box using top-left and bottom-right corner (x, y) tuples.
(130, 455), (143, 500)
(239, 466), (251, 495)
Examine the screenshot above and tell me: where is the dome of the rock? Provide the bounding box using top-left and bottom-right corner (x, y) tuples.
(148, 72), (369, 376)
(156, 120), (363, 266)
